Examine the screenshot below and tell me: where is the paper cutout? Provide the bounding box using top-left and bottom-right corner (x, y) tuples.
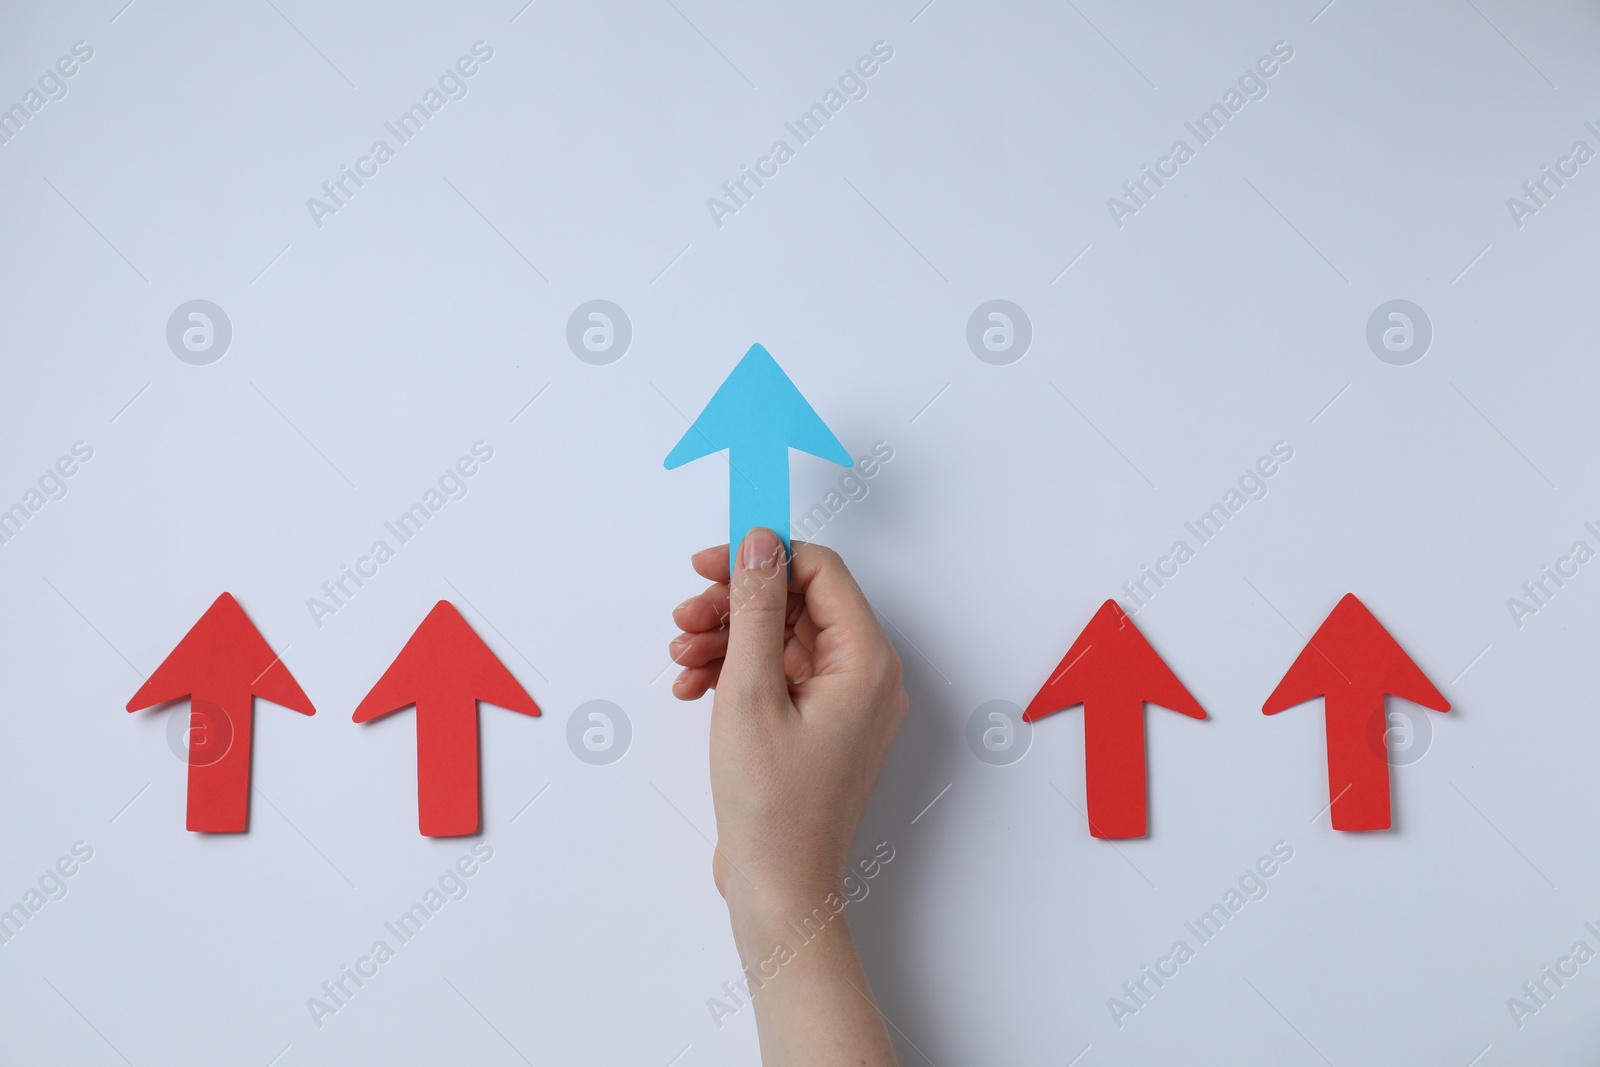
(664, 344), (851, 573)
(126, 592), (315, 832)
(1263, 593), (1449, 831)
(1024, 600), (1206, 839)
(354, 601), (539, 837)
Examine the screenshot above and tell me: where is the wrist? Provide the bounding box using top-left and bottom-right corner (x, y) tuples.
(726, 880), (852, 963)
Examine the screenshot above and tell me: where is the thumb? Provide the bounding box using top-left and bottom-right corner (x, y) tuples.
(722, 527), (790, 706)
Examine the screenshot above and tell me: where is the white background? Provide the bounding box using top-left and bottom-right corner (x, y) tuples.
(1, 1), (1598, 1064)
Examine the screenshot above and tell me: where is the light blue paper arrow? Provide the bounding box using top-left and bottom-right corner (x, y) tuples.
(665, 344), (850, 573)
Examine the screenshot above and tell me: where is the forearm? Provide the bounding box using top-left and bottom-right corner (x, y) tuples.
(729, 895), (899, 1067)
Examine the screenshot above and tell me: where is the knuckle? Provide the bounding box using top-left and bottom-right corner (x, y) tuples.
(809, 543), (845, 571)
(730, 596), (786, 627)
(870, 637), (904, 685)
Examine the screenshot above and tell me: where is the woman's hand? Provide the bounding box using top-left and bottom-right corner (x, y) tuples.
(670, 528), (906, 1066)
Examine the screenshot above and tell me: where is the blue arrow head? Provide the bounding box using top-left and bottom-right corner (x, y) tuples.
(665, 344), (851, 572)
(664, 344), (851, 469)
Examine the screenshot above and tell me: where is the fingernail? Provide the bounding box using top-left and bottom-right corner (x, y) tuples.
(674, 597), (696, 614)
(741, 527), (780, 572)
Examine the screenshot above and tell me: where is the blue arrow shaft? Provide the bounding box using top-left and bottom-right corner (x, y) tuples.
(728, 445), (789, 575)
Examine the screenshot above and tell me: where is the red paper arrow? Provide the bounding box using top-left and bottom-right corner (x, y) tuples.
(1263, 593), (1450, 831)
(355, 601), (539, 837)
(1024, 600), (1206, 839)
(126, 593), (315, 832)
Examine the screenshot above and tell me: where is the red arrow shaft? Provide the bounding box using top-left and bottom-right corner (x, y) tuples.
(415, 696), (480, 837)
(1082, 696), (1148, 839)
(1324, 691), (1390, 831)
(186, 690), (252, 833)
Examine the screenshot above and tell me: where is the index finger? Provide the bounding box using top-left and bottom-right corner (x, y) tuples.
(690, 544), (731, 583)
(786, 542), (881, 638)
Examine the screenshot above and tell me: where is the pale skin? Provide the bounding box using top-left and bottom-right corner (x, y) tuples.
(669, 528), (907, 1066)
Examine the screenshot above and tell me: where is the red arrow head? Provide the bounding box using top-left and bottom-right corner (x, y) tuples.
(1262, 593), (1450, 715)
(126, 593), (314, 715)
(1023, 600), (1206, 722)
(353, 601), (540, 723)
